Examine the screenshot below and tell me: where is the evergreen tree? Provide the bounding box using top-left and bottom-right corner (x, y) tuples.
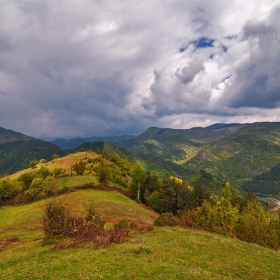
(193, 181), (211, 207)
(159, 173), (178, 214)
(142, 170), (160, 203)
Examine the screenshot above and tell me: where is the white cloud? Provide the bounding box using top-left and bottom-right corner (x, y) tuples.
(0, 0), (279, 137)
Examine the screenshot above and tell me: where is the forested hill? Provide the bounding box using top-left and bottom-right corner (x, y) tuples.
(120, 122), (280, 191)
(0, 140), (66, 175)
(0, 127), (34, 143)
(75, 141), (192, 180)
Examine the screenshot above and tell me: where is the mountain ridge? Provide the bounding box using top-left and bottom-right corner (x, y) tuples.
(0, 127), (34, 143)
(2, 122), (280, 196)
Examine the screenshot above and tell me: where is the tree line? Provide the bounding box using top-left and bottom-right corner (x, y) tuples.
(129, 165), (280, 250)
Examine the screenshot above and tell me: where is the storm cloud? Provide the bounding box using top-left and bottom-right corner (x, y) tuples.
(0, 0), (279, 138)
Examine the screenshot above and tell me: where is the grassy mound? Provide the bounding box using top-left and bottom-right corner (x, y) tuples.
(0, 189), (157, 240)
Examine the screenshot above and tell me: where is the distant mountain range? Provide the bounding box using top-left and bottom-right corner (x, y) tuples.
(52, 135), (136, 149)
(1, 122), (280, 196)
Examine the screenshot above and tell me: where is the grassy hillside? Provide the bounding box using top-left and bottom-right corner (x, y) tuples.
(1, 197), (280, 279)
(5, 151), (98, 181)
(1, 153), (280, 279)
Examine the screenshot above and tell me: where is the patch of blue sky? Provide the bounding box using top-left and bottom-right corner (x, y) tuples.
(194, 37), (214, 49)
(221, 44), (228, 52)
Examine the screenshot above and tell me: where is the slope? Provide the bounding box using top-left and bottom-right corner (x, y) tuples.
(119, 122), (280, 190)
(1, 151), (280, 279)
(1, 200), (280, 279)
(75, 141), (192, 179)
(0, 127), (34, 143)
(184, 122), (280, 187)
(241, 162), (280, 195)
(0, 139), (66, 175)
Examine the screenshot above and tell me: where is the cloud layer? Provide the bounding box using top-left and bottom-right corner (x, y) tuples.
(0, 0), (279, 137)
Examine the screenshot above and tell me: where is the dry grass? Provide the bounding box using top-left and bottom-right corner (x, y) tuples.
(5, 151), (100, 180)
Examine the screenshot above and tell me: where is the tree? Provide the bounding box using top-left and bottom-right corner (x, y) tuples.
(52, 154), (59, 160)
(44, 176), (59, 196)
(0, 179), (22, 203)
(236, 192), (279, 248)
(18, 172), (36, 189)
(98, 159), (110, 183)
(148, 190), (162, 212)
(24, 178), (45, 201)
(193, 181), (211, 208)
(131, 165), (146, 201)
(142, 170), (160, 204)
(159, 174), (178, 214)
(177, 182), (194, 211)
(29, 160), (37, 169)
(73, 160), (86, 176)
(37, 166), (51, 179)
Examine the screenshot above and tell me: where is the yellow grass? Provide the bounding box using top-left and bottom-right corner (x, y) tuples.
(4, 151), (100, 180)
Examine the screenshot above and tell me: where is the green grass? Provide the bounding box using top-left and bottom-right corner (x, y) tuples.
(58, 175), (99, 188)
(1, 183), (280, 279)
(0, 189), (157, 241)
(1, 227), (280, 279)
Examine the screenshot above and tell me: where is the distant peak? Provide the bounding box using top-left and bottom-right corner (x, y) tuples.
(206, 123), (240, 130)
(146, 127), (161, 133)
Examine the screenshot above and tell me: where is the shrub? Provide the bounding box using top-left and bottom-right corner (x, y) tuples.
(44, 176), (59, 196)
(0, 179), (22, 203)
(43, 199), (129, 249)
(24, 178), (45, 201)
(176, 210), (198, 229)
(114, 220), (131, 230)
(52, 154), (59, 160)
(28, 160), (38, 169)
(53, 168), (63, 177)
(43, 199), (69, 241)
(37, 166), (51, 179)
(84, 200), (105, 229)
(18, 172), (36, 189)
(154, 213), (179, 227)
(73, 160), (86, 175)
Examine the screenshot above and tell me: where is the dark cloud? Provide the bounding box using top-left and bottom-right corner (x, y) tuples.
(0, 0), (279, 137)
(222, 5), (280, 109)
(142, 58), (208, 116)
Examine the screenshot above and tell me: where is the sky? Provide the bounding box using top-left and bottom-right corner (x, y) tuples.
(0, 0), (279, 138)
